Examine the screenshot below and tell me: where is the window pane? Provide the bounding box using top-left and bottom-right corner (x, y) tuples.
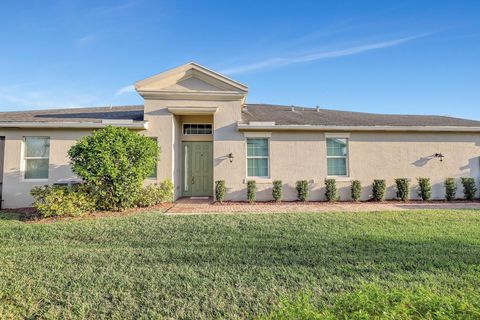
(247, 138), (268, 157)
(248, 158), (268, 177)
(183, 124), (212, 135)
(25, 137), (50, 158)
(327, 138), (347, 157)
(25, 159), (49, 179)
(327, 158), (347, 176)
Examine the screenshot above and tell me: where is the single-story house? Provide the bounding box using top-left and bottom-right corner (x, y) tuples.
(1, 62), (479, 208)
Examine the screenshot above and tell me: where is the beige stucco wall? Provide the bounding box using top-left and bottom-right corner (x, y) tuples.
(221, 130), (480, 201)
(0, 128), (93, 208)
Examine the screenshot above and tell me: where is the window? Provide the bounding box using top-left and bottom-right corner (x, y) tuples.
(148, 137), (158, 179)
(326, 137), (348, 176)
(24, 137), (50, 180)
(183, 123), (212, 135)
(247, 138), (269, 177)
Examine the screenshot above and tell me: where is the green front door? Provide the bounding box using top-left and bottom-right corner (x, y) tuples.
(182, 142), (213, 197)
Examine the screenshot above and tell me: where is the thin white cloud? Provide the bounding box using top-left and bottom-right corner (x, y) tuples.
(221, 34), (428, 75)
(116, 85), (135, 96)
(75, 33), (97, 48)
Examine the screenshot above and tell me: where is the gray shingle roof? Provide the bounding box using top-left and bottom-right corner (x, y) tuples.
(242, 104), (480, 127)
(1, 103), (479, 128)
(0, 105), (144, 123)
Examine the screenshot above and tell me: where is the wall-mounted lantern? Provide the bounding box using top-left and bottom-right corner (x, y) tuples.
(434, 153), (445, 162)
(228, 153), (234, 163)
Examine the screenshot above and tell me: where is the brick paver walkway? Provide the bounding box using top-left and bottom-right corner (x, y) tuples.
(165, 198), (480, 215)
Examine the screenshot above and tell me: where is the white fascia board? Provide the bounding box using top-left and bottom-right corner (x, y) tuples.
(237, 123), (480, 133)
(0, 121), (148, 129)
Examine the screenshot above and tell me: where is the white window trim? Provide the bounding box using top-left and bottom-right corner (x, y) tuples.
(325, 134), (350, 178)
(182, 123), (213, 136)
(245, 137), (271, 179)
(22, 136), (50, 182)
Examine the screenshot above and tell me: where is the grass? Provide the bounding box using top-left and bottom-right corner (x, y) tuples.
(1, 210), (480, 319)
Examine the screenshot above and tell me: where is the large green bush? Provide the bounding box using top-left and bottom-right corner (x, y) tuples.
(31, 185), (95, 218)
(372, 179), (386, 201)
(324, 178), (338, 202)
(296, 180), (309, 202)
(417, 177), (432, 201)
(395, 178), (409, 201)
(445, 178), (457, 201)
(68, 126), (159, 211)
(272, 180), (282, 202)
(215, 180), (226, 203)
(247, 181), (256, 204)
(351, 180), (362, 202)
(461, 177), (478, 201)
(135, 180), (174, 207)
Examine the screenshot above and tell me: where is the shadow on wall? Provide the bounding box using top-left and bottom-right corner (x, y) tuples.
(2, 164), (79, 208)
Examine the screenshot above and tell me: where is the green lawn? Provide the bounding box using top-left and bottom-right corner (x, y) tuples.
(1, 210), (480, 319)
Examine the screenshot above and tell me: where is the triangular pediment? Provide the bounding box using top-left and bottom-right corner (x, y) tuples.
(135, 62), (248, 94)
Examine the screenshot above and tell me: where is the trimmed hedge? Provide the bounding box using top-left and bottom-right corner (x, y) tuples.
(31, 185), (95, 218)
(324, 179), (338, 202)
(445, 178), (457, 201)
(395, 178), (410, 201)
(372, 180), (386, 201)
(417, 177), (432, 201)
(247, 181), (257, 204)
(351, 180), (362, 202)
(135, 180), (174, 207)
(461, 177), (477, 201)
(272, 180), (283, 202)
(215, 180), (226, 203)
(296, 180), (309, 202)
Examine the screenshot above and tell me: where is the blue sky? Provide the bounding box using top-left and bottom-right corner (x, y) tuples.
(1, 1), (480, 119)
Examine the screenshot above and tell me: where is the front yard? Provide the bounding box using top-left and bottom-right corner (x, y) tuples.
(1, 210), (480, 319)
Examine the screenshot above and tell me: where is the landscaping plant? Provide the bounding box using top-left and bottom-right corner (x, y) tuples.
(445, 178), (457, 201)
(68, 126), (160, 211)
(372, 179), (386, 201)
(296, 180), (309, 201)
(324, 178), (338, 202)
(417, 177), (432, 201)
(247, 180), (257, 204)
(30, 184), (95, 217)
(351, 180), (362, 202)
(272, 180), (282, 202)
(395, 178), (410, 201)
(215, 180), (226, 203)
(135, 180), (174, 207)
(461, 177), (478, 201)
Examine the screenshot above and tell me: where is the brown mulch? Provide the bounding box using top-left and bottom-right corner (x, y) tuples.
(0, 203), (173, 224)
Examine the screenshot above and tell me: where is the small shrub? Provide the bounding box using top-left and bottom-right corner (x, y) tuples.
(296, 180), (309, 201)
(272, 180), (282, 202)
(351, 180), (362, 202)
(30, 185), (95, 218)
(324, 179), (338, 202)
(135, 180), (174, 207)
(372, 179), (386, 201)
(445, 178), (457, 201)
(461, 177), (478, 201)
(215, 180), (226, 203)
(417, 177), (432, 201)
(395, 178), (410, 201)
(247, 181), (256, 204)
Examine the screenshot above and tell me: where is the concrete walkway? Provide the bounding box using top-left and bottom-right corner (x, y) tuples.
(165, 198), (480, 215)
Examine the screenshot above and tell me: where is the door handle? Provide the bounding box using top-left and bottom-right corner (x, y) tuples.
(191, 177), (195, 184)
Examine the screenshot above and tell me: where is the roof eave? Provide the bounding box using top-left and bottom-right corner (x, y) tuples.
(0, 121), (149, 130)
(237, 123), (480, 132)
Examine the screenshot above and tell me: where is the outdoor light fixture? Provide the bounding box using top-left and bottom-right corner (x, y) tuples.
(228, 153), (234, 163)
(434, 153), (445, 162)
